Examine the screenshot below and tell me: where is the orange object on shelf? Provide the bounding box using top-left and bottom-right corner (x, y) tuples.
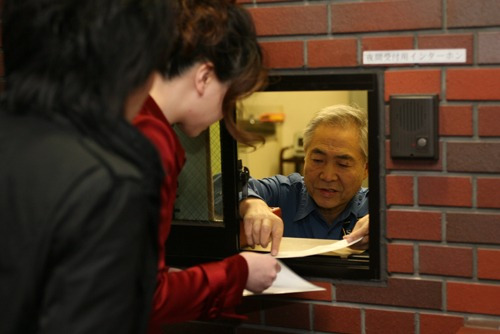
(259, 112), (285, 123)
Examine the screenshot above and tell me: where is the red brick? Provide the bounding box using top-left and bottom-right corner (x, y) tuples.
(313, 305), (361, 333)
(457, 328), (500, 334)
(477, 178), (500, 209)
(260, 41), (304, 69)
(249, 5), (327, 37)
(336, 278), (442, 309)
(387, 243), (414, 274)
(447, 69), (500, 101)
(263, 301), (310, 330)
(420, 313), (464, 334)
(386, 175), (414, 205)
(419, 245), (473, 277)
(447, 142), (500, 173)
(386, 141), (443, 171)
(478, 249), (500, 280)
(331, 0), (441, 33)
(439, 105), (473, 136)
(365, 309), (415, 334)
(385, 69), (441, 101)
(447, 212), (500, 245)
(479, 106), (500, 136)
(386, 210), (442, 241)
(447, 282), (500, 316)
(418, 34), (473, 65)
(478, 32), (500, 64)
(447, 0), (500, 28)
(278, 281), (332, 302)
(362, 35), (414, 52)
(307, 38), (358, 68)
(418, 176), (472, 207)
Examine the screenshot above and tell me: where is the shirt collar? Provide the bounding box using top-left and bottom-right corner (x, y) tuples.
(294, 186), (317, 222)
(293, 187), (366, 223)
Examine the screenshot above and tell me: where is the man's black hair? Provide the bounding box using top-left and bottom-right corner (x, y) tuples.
(2, 0), (175, 121)
(1, 0), (176, 200)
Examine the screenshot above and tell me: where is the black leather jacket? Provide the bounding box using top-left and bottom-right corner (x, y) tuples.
(0, 112), (160, 334)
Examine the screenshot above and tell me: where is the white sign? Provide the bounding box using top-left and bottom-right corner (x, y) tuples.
(363, 48), (466, 65)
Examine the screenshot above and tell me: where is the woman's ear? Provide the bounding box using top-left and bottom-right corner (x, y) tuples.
(194, 62), (215, 96)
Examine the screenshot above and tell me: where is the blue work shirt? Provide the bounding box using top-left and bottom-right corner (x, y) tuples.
(246, 173), (369, 239)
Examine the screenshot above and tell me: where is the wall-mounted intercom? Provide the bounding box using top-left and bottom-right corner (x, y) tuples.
(390, 94), (439, 159)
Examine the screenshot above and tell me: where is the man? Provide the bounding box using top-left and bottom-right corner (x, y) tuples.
(0, 0), (174, 332)
(239, 104), (370, 251)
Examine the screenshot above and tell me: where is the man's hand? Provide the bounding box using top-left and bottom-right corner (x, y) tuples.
(239, 198), (283, 256)
(343, 214), (369, 250)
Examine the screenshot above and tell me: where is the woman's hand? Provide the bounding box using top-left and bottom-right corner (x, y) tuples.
(240, 252), (281, 293)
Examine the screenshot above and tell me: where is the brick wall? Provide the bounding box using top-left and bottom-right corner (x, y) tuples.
(166, 0), (500, 333)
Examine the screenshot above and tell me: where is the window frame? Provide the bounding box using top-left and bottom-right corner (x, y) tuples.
(166, 71), (383, 281)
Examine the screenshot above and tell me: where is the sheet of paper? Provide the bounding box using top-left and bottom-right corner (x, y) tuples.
(275, 237), (363, 258)
(243, 260), (325, 296)
(242, 236), (364, 258)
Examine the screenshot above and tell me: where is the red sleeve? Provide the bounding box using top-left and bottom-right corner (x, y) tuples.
(133, 97), (184, 270)
(150, 254), (248, 327)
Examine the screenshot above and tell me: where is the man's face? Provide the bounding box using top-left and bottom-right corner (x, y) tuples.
(303, 123), (368, 218)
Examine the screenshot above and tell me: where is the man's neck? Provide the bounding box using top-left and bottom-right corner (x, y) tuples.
(318, 205), (347, 225)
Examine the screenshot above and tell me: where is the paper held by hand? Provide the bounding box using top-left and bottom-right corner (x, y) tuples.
(242, 236), (364, 258)
(243, 260), (325, 296)
(242, 238), (363, 296)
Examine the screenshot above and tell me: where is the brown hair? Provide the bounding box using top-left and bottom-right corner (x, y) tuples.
(166, 0), (267, 146)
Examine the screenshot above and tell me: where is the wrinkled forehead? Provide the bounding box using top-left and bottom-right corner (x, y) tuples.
(307, 123), (365, 159)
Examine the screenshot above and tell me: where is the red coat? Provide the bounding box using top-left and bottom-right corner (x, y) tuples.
(133, 96), (248, 333)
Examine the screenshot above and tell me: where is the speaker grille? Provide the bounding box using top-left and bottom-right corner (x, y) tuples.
(397, 100), (426, 131)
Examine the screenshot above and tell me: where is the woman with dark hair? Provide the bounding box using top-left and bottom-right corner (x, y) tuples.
(0, 0), (175, 332)
(133, 0), (282, 331)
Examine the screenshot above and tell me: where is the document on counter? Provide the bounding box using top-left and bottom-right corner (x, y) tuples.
(243, 259), (325, 296)
(242, 237), (364, 258)
(275, 237), (363, 258)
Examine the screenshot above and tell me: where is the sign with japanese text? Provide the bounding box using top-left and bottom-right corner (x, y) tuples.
(363, 49), (466, 65)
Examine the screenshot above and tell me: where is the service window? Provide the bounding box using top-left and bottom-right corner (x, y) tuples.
(166, 72), (383, 280)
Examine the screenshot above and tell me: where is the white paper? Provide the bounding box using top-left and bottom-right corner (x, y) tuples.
(275, 237), (363, 258)
(243, 260), (325, 296)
